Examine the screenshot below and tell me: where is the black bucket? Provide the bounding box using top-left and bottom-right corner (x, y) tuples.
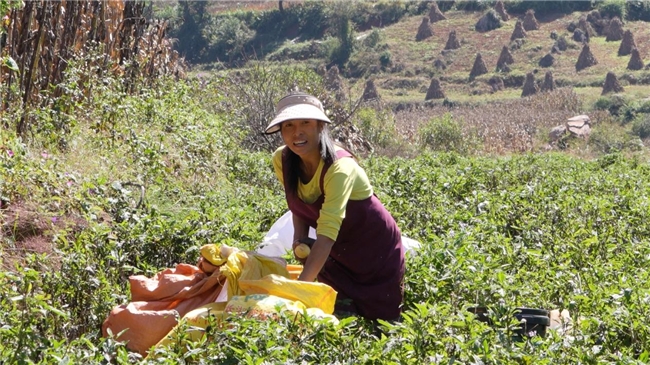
(467, 307), (550, 338)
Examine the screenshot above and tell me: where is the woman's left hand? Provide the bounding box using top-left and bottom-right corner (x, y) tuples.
(298, 235), (335, 282)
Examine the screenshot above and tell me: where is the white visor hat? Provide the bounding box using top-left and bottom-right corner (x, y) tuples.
(264, 93), (332, 134)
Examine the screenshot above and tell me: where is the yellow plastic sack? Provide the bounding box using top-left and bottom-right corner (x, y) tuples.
(225, 294), (307, 319)
(238, 274), (337, 314)
(152, 294), (338, 356)
(218, 249), (290, 299)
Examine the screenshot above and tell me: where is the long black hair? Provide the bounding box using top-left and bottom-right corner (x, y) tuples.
(285, 122), (338, 194)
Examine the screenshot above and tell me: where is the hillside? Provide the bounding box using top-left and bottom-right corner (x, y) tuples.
(181, 1), (650, 157)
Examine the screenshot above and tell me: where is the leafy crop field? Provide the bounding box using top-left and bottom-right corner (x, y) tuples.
(2, 1), (650, 364)
(2, 69), (650, 363)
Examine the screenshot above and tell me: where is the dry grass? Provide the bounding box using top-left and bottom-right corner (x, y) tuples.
(394, 88), (587, 155)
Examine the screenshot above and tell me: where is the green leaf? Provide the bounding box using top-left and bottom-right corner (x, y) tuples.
(3, 56), (19, 72)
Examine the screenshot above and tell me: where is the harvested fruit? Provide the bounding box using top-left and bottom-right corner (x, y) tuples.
(294, 243), (311, 259)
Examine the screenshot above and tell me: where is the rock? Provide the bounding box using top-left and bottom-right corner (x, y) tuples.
(549, 125), (567, 142)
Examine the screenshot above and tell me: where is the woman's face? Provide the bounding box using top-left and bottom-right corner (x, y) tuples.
(280, 119), (322, 158)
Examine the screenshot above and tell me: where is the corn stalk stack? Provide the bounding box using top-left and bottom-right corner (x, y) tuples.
(0, 0), (185, 137)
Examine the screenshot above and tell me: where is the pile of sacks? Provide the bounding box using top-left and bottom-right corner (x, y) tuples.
(102, 244), (337, 356)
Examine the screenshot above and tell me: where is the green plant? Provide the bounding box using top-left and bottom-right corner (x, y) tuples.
(354, 106), (397, 149)
(594, 95), (629, 116)
(631, 114), (650, 139)
(626, 0), (650, 21)
(418, 113), (471, 154)
(330, 8), (356, 69)
(206, 15), (255, 63)
(598, 0), (626, 20)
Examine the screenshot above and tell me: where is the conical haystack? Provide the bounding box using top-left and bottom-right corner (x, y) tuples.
(325, 65), (346, 101)
(618, 30), (636, 56)
(576, 43), (597, 71)
(425, 78), (445, 100)
(511, 20), (527, 41)
(489, 76), (505, 92)
(606, 17), (624, 42)
(578, 17), (595, 38)
(496, 45), (514, 71)
(444, 30), (461, 50)
(541, 71), (556, 92)
(416, 16), (434, 41)
(494, 0), (509, 21)
(601, 71), (624, 95)
(325, 65), (343, 91)
(627, 48), (645, 71)
(469, 53), (488, 80)
(433, 59), (447, 70)
(362, 79), (380, 101)
(539, 53), (555, 67)
(573, 28), (588, 43)
(521, 72), (539, 97)
(587, 10), (606, 35)
(555, 36), (569, 52)
(428, 2), (446, 23)
(523, 9), (540, 31)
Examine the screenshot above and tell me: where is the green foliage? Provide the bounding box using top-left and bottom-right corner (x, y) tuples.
(419, 113), (474, 154)
(455, 0), (491, 12)
(594, 95), (629, 116)
(330, 8), (356, 69)
(626, 0), (650, 21)
(252, 1), (331, 41)
(588, 124), (639, 154)
(506, 0), (593, 16)
(346, 28), (390, 77)
(205, 15), (255, 63)
(631, 114), (650, 139)
(354, 107), (398, 149)
(173, 1), (211, 62)
(362, 28), (383, 49)
(598, 0), (627, 20)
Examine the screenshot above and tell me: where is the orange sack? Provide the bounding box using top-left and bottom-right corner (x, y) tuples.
(102, 263), (226, 355)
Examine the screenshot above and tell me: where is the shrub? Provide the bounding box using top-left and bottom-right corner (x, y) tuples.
(455, 0), (491, 12)
(588, 125), (628, 153)
(594, 95), (629, 116)
(330, 14), (356, 68)
(598, 0), (626, 20)
(206, 15), (255, 63)
(419, 113), (469, 153)
(362, 29), (383, 49)
(506, 0), (593, 16)
(626, 0), (650, 21)
(379, 50), (392, 67)
(354, 107), (397, 149)
(631, 114), (650, 139)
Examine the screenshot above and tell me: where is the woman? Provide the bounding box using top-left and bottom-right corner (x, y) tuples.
(265, 92), (405, 321)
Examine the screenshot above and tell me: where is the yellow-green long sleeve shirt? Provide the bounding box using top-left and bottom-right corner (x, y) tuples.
(272, 145), (373, 241)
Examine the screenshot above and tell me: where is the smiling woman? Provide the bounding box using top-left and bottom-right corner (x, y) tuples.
(265, 92), (406, 321)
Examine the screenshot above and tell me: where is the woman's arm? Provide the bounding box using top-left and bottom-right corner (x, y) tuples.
(297, 234), (335, 282)
(292, 213), (310, 243)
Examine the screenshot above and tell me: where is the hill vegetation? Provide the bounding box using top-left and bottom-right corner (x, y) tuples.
(161, 0), (650, 158)
(2, 1), (650, 363)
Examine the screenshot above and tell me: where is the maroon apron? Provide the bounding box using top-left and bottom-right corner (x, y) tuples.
(283, 148), (405, 320)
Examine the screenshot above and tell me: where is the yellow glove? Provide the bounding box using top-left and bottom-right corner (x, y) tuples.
(200, 244), (226, 266)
